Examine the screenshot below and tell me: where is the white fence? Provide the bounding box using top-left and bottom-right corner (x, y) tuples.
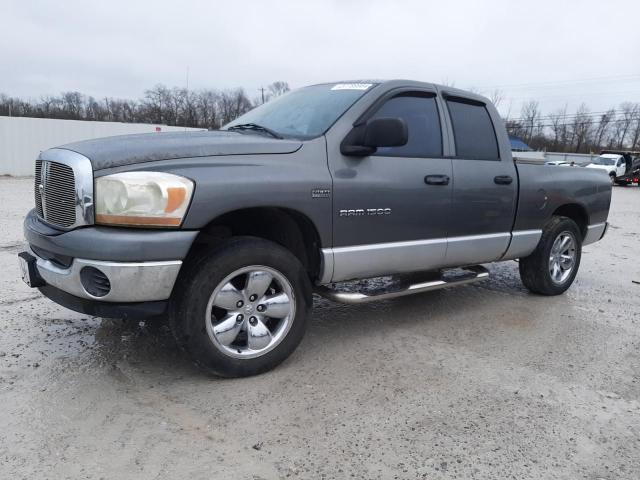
(0, 115), (604, 176)
(543, 151), (600, 165)
(0, 116), (204, 176)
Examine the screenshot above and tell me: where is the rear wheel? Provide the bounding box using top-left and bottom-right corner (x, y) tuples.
(519, 216), (582, 295)
(170, 237), (312, 377)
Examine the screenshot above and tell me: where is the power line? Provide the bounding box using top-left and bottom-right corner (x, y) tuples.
(504, 116), (640, 130)
(507, 108), (639, 123)
(500, 89), (640, 102)
(477, 73), (640, 90)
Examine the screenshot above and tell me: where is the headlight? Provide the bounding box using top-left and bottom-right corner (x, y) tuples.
(95, 172), (194, 227)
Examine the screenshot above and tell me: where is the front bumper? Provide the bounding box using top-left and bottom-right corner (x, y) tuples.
(23, 210), (198, 309)
(30, 249), (182, 302)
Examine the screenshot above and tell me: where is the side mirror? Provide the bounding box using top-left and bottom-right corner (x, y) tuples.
(363, 117), (408, 148)
(341, 117), (408, 156)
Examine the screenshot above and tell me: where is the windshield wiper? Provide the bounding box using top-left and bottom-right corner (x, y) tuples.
(227, 123), (283, 139)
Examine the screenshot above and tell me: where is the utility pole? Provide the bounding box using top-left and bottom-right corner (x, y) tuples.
(259, 87), (265, 104)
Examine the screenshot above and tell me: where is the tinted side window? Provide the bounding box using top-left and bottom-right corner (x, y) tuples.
(371, 94), (442, 158)
(447, 99), (499, 160)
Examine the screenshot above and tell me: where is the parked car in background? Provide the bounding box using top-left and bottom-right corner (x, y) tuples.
(600, 150), (640, 187)
(587, 151), (639, 185)
(19, 80), (612, 377)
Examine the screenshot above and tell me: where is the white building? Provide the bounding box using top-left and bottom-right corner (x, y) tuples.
(0, 116), (204, 176)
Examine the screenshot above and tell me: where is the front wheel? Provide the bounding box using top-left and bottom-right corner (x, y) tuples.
(519, 216), (582, 295)
(170, 237), (312, 377)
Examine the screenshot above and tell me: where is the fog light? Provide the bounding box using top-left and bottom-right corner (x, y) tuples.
(80, 266), (111, 297)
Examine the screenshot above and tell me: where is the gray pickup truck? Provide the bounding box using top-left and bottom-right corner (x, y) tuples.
(19, 80), (612, 377)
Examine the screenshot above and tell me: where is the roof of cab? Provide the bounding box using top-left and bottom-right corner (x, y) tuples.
(309, 79), (493, 105)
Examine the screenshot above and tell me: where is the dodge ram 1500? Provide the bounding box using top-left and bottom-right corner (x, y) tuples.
(19, 80), (612, 377)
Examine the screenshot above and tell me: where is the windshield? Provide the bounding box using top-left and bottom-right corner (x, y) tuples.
(593, 156), (617, 166)
(223, 83), (376, 139)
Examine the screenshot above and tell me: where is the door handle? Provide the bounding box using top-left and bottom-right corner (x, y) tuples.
(494, 175), (513, 185)
(424, 175), (450, 186)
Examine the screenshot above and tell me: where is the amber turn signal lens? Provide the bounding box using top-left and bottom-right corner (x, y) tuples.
(165, 187), (187, 213)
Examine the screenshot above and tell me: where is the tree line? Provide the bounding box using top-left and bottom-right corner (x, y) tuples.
(504, 100), (640, 153)
(1, 81), (639, 153)
(0, 81), (289, 130)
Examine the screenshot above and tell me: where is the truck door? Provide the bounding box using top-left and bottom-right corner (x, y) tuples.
(442, 96), (518, 266)
(616, 156), (626, 177)
(325, 90), (452, 282)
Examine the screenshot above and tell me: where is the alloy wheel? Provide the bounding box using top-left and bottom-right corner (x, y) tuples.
(205, 265), (296, 359)
(548, 231), (577, 284)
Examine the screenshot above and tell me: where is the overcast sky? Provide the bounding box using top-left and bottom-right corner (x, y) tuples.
(2, 0), (639, 116)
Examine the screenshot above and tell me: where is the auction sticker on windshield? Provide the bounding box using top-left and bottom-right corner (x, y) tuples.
(331, 83), (372, 91)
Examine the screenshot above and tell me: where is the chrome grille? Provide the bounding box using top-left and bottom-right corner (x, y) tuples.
(34, 159), (77, 228)
(34, 160), (43, 217)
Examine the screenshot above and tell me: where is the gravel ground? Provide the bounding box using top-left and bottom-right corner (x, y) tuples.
(1, 177), (639, 480)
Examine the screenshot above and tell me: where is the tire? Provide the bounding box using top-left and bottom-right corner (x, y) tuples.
(519, 216), (582, 296)
(170, 237), (312, 377)
(609, 173), (616, 185)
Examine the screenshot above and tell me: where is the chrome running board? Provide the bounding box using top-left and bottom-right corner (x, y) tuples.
(315, 265), (489, 304)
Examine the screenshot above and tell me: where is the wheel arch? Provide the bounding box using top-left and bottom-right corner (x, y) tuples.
(552, 203), (589, 240)
(189, 207), (323, 281)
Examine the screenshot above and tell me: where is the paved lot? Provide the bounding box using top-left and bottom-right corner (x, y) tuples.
(1, 177), (639, 479)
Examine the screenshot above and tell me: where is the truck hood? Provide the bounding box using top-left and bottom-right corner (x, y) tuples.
(57, 131), (303, 170)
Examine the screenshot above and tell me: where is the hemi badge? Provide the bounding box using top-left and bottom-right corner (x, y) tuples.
(311, 188), (331, 199)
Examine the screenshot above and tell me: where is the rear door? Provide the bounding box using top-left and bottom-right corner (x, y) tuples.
(442, 96), (518, 266)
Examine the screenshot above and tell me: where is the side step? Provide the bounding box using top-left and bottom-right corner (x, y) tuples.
(314, 265), (489, 304)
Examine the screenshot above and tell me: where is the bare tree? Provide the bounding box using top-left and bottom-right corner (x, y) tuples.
(218, 89), (252, 125)
(520, 100), (541, 144)
(141, 85), (167, 124)
(629, 105), (640, 150)
(61, 91), (84, 119)
(196, 89), (220, 129)
(569, 103), (592, 153)
(592, 109), (612, 150)
(489, 89), (504, 109)
(548, 106), (568, 151)
(267, 81), (290, 99)
(612, 102), (637, 149)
